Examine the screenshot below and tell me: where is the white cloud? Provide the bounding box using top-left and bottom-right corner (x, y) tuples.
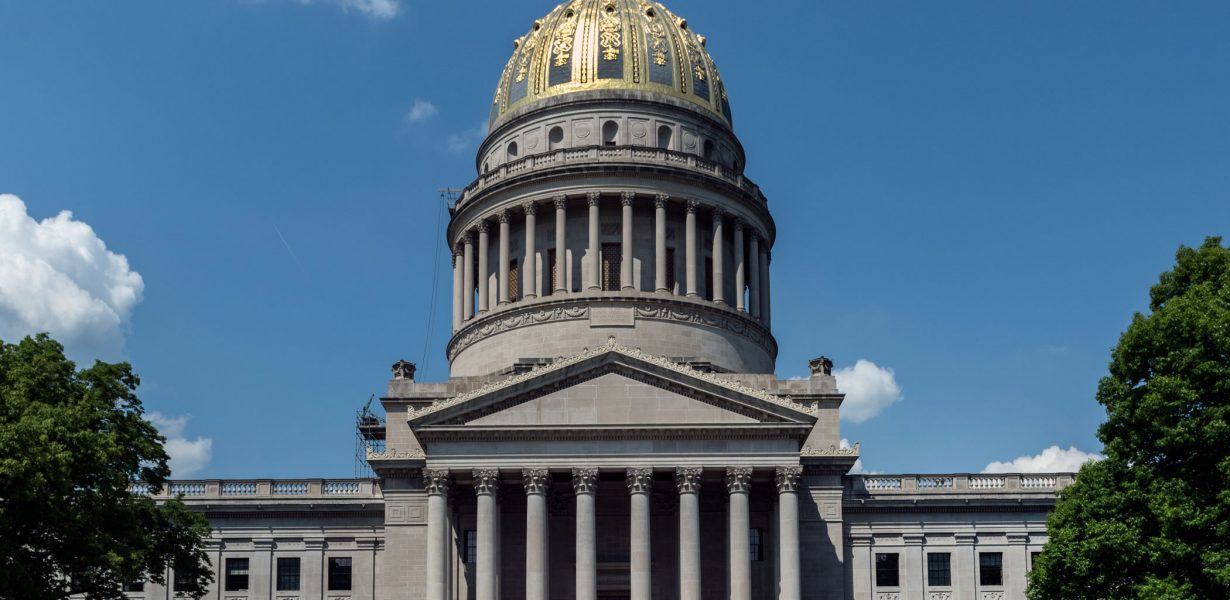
(982, 445), (1101, 474)
(448, 121), (489, 153)
(0, 194), (144, 361)
(841, 438), (876, 475)
(405, 98), (438, 123)
(289, 0), (400, 20)
(834, 359), (903, 423)
(148, 412), (213, 478)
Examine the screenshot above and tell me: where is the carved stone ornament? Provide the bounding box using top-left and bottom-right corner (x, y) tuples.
(808, 356), (833, 376)
(522, 201), (537, 216)
(626, 467), (653, 494)
(675, 466), (703, 494)
(424, 469), (452, 495)
(497, 210), (510, 224)
(523, 468), (551, 495)
(712, 207), (726, 224)
(725, 467), (752, 493)
(554, 194), (568, 209)
(366, 447), (425, 460)
(876, 594), (900, 600)
(775, 466), (802, 493)
(685, 199), (700, 213)
(477, 220), (490, 234)
(654, 193), (669, 209)
(800, 442), (859, 457)
(473, 469), (501, 496)
(572, 467), (599, 494)
(391, 359), (416, 381)
(620, 191), (635, 206)
(586, 191), (601, 206)
(979, 594), (1004, 600)
(927, 592), (953, 600)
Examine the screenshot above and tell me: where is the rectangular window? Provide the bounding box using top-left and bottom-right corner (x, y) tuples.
(547, 248), (558, 295)
(665, 248), (677, 292)
(224, 558), (249, 591)
(123, 581), (145, 592)
(927, 552), (951, 587)
(509, 259), (520, 301)
(465, 530), (478, 565)
(875, 553), (900, 587)
(327, 557), (353, 591)
(172, 570), (191, 592)
(1031, 551), (1040, 570)
(749, 528), (764, 561)
(979, 552), (1003, 586)
(277, 557), (301, 591)
(601, 243), (621, 291)
(704, 256), (713, 301)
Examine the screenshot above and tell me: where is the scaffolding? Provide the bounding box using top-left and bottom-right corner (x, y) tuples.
(354, 395), (386, 479)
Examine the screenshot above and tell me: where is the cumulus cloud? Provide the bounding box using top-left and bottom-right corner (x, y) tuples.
(405, 98), (438, 123)
(148, 412), (213, 478)
(834, 359), (903, 423)
(982, 445), (1101, 474)
(448, 121), (489, 153)
(841, 438), (876, 475)
(289, 0), (400, 20)
(0, 194), (143, 361)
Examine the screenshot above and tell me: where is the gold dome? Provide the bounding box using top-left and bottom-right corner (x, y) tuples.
(489, 0), (732, 130)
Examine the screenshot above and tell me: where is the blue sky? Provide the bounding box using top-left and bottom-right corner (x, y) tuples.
(1, 0), (1227, 478)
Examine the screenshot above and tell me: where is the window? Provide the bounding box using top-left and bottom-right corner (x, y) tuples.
(507, 141), (519, 159)
(224, 558), (249, 591)
(979, 552), (1003, 586)
(657, 125), (673, 149)
(927, 552), (951, 587)
(547, 248), (558, 295)
(277, 557), (301, 591)
(1030, 551), (1041, 570)
(665, 248), (677, 292)
(702, 139), (714, 159)
(465, 530), (478, 564)
(749, 528), (764, 561)
(602, 120), (619, 146)
(601, 243), (621, 291)
(548, 126), (565, 150)
(704, 256), (713, 301)
(509, 259), (520, 301)
(328, 557), (353, 591)
(123, 581), (145, 592)
(875, 553), (900, 587)
(172, 570), (191, 592)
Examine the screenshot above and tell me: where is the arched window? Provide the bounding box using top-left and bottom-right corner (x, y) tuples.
(548, 126), (565, 150)
(602, 121), (619, 146)
(507, 141), (519, 159)
(657, 125), (673, 149)
(702, 139), (714, 160)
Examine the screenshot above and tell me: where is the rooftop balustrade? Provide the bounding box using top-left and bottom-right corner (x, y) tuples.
(845, 473), (1073, 497)
(129, 479), (381, 500)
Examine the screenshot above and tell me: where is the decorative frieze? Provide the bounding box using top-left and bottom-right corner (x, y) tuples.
(800, 442), (859, 457)
(367, 447), (425, 460)
(926, 592), (952, 600)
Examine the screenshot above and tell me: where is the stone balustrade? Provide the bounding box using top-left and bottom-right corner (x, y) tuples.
(130, 479), (381, 499)
(845, 474), (1073, 496)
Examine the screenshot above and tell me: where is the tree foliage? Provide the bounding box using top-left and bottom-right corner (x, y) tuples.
(1029, 237), (1230, 599)
(0, 334), (212, 599)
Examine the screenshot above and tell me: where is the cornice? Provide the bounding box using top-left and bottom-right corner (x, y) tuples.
(415, 423), (812, 442)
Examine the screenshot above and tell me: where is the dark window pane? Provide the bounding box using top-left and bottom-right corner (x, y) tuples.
(749, 528), (763, 561)
(665, 248), (676, 291)
(328, 557), (353, 591)
(601, 243), (621, 291)
(123, 581), (145, 592)
(465, 529), (478, 564)
(979, 552), (1003, 586)
(225, 558), (249, 591)
(1031, 551), (1041, 570)
(173, 570), (191, 592)
(277, 557), (301, 591)
(509, 259), (520, 301)
(927, 552), (951, 587)
(875, 553), (900, 587)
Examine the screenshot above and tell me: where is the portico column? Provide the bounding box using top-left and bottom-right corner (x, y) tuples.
(452, 245), (463, 331)
(523, 469), (550, 600)
(498, 211), (511, 305)
(425, 469), (452, 600)
(685, 200), (699, 297)
(675, 467), (703, 600)
(748, 231), (761, 319)
(727, 467), (753, 600)
(474, 469), (501, 600)
(712, 209), (726, 304)
(627, 468), (653, 600)
(573, 468), (599, 600)
(523, 202), (537, 300)
(759, 245), (770, 328)
(587, 192), (601, 291)
(621, 192), (635, 290)
(463, 233), (475, 320)
(733, 220), (746, 312)
(654, 194), (668, 293)
(478, 221), (490, 313)
(554, 195), (568, 294)
(775, 467), (802, 600)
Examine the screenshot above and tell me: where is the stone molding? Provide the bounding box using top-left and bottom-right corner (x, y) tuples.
(473, 469), (501, 496)
(726, 467), (752, 493)
(775, 466), (802, 493)
(424, 469), (452, 496)
(523, 468), (551, 495)
(367, 447), (426, 460)
(626, 467), (654, 494)
(800, 442), (860, 457)
(675, 467), (703, 494)
(572, 467), (599, 494)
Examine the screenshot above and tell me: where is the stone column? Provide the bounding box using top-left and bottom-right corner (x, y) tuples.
(621, 192), (635, 290)
(425, 470), (452, 600)
(523, 469), (550, 600)
(775, 467), (802, 600)
(685, 200), (699, 297)
(759, 245), (770, 328)
(463, 233), (475, 320)
(748, 231), (761, 319)
(498, 212), (511, 305)
(733, 220), (746, 312)
(675, 467), (703, 600)
(523, 202), (537, 300)
(587, 192), (601, 291)
(727, 467), (753, 600)
(554, 195), (568, 294)
(712, 209), (725, 305)
(452, 245), (463, 331)
(627, 468), (653, 600)
(478, 221), (490, 314)
(474, 469), (501, 600)
(654, 194), (668, 293)
(573, 468), (599, 600)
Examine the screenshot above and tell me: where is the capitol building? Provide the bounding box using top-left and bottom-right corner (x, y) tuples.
(133, 2), (1072, 599)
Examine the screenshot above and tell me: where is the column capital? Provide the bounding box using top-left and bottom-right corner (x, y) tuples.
(726, 467), (752, 494)
(620, 191), (636, 206)
(626, 467), (653, 494)
(478, 220), (490, 234)
(775, 466), (803, 493)
(654, 193), (669, 208)
(572, 467), (599, 495)
(748, 228), (761, 242)
(675, 466), (703, 494)
(453, 243), (464, 257)
(685, 199), (700, 213)
(522, 201), (537, 215)
(473, 468), (502, 496)
(463, 231), (474, 244)
(554, 194), (568, 209)
(586, 191), (601, 206)
(425, 469), (452, 496)
(497, 210), (510, 224)
(523, 468), (551, 496)
(712, 207), (726, 223)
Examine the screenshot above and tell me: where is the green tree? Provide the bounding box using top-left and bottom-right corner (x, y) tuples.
(1029, 237), (1230, 599)
(0, 334), (213, 599)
